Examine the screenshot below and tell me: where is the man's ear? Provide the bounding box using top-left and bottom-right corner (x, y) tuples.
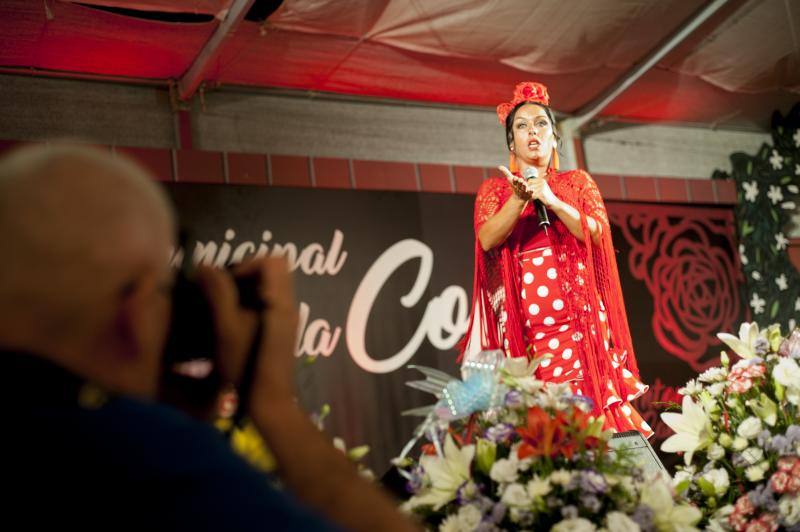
(113, 273), (159, 362)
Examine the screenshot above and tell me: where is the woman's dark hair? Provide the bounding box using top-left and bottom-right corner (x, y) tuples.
(504, 101), (560, 151)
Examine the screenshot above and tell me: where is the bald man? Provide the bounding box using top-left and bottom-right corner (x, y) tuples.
(1, 144), (417, 531)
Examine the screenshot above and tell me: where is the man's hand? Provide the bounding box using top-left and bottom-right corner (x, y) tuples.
(195, 257), (298, 408)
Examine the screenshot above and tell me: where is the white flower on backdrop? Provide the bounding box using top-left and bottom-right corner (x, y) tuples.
(770, 149), (784, 169)
(743, 181), (759, 202)
(767, 185), (784, 204)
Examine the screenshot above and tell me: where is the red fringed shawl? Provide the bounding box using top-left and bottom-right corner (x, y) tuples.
(460, 169), (642, 415)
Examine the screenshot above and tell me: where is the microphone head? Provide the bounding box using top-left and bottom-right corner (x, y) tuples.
(522, 167), (538, 180)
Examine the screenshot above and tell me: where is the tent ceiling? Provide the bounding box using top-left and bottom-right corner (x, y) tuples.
(1, 0), (798, 130)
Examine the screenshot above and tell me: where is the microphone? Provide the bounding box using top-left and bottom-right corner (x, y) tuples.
(522, 167), (550, 229)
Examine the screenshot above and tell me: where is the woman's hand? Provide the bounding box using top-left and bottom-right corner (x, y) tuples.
(525, 174), (561, 208)
(498, 165), (532, 201)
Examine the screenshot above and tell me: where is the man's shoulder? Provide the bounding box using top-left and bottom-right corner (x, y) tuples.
(10, 386), (339, 530)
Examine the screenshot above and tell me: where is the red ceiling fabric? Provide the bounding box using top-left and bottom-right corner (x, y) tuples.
(213, 24), (623, 110)
(602, 68), (799, 125)
(0, 0), (214, 79)
(0, 0), (797, 129)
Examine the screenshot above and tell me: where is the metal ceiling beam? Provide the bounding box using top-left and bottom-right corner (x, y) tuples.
(567, 0), (731, 131)
(0, 66), (168, 87)
(559, 0), (732, 169)
(177, 0), (255, 101)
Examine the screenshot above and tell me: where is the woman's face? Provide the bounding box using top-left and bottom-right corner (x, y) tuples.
(510, 103), (556, 167)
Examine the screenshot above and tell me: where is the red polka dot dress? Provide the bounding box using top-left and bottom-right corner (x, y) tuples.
(501, 225), (653, 437)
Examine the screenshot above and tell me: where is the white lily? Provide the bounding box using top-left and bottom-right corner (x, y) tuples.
(405, 435), (475, 510)
(661, 396), (714, 465)
(717, 322), (763, 359)
(640, 477), (702, 531)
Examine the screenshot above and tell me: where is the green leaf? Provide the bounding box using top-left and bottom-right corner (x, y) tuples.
(775, 381), (786, 401)
(674, 479), (691, 494)
(770, 300), (779, 319)
(476, 439), (497, 475)
(747, 161), (753, 175)
(742, 221), (755, 237)
(781, 175), (792, 184)
(697, 477), (717, 498)
(771, 209), (779, 223)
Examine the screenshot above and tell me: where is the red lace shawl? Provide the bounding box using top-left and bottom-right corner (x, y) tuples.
(461, 169), (642, 414)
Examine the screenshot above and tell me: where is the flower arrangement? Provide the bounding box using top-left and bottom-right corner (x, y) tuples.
(216, 398), (371, 476)
(395, 353), (700, 531)
(660, 322), (800, 531)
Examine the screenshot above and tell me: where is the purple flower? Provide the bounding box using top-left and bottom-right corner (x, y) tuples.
(631, 505), (656, 532)
(490, 502), (507, 523)
(546, 496), (560, 509)
(735, 357), (765, 368)
(578, 470), (608, 494)
(566, 394), (595, 412)
(504, 390), (524, 408)
(767, 435), (792, 455)
(485, 423), (514, 443)
(474, 495), (494, 514)
(748, 483), (779, 513)
(560, 505), (579, 519)
(754, 337), (770, 356)
(580, 494), (602, 513)
(757, 430), (772, 447)
(405, 466), (424, 494)
(786, 425), (800, 443)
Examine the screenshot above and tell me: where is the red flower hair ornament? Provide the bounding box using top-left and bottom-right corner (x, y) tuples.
(496, 81), (551, 124)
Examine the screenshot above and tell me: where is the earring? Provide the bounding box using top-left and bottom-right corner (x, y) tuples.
(509, 152), (518, 174)
(550, 146), (559, 171)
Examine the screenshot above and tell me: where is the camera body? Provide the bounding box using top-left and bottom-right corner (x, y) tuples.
(159, 267), (263, 416)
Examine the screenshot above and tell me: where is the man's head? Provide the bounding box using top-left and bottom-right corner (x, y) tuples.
(0, 144), (176, 398)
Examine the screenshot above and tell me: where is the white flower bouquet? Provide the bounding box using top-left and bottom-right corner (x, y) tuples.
(660, 323), (800, 531)
(395, 353), (700, 531)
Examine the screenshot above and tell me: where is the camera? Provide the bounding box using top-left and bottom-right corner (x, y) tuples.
(159, 261), (265, 419)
